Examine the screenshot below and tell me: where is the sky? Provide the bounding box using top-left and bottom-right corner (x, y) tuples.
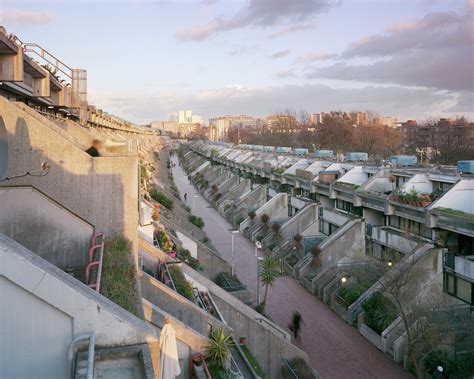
(0, 0), (473, 124)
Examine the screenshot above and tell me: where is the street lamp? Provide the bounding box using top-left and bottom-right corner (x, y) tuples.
(341, 275), (349, 284)
(256, 257), (263, 305)
(255, 241), (263, 305)
(231, 230), (239, 276)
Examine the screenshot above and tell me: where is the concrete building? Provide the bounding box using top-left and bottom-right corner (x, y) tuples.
(185, 140), (474, 370)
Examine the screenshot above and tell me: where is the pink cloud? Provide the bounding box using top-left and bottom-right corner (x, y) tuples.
(1, 10), (53, 25)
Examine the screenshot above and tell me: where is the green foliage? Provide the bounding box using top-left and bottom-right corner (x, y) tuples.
(240, 344), (265, 378)
(168, 265), (194, 301)
(423, 351), (474, 378)
(140, 160), (148, 186)
(206, 327), (234, 369)
(188, 214), (205, 229)
(150, 188), (174, 210)
(260, 255), (279, 288)
(337, 280), (371, 307)
(362, 292), (398, 334)
(435, 207), (474, 220)
(177, 248), (202, 271)
(101, 235), (138, 315)
(155, 230), (171, 252)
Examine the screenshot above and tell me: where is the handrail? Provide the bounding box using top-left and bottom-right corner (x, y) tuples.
(282, 358), (299, 378)
(85, 233), (105, 292)
(68, 333), (95, 379)
(255, 317), (289, 340)
(189, 353), (211, 379)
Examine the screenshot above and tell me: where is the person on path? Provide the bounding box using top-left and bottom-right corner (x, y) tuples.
(290, 311), (302, 340)
(184, 193), (187, 202)
(85, 139), (103, 157)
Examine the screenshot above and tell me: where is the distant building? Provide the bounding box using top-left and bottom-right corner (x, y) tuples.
(374, 116), (398, 128)
(168, 112), (178, 122)
(310, 113), (325, 125)
(266, 114), (297, 131)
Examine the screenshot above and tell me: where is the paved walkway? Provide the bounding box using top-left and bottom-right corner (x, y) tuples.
(172, 157), (409, 379)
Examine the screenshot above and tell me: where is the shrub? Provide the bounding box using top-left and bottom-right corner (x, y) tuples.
(168, 265), (194, 301)
(189, 214), (205, 229)
(337, 280), (371, 307)
(362, 292), (398, 334)
(101, 235), (139, 315)
(155, 230), (171, 252)
(177, 248), (202, 271)
(150, 188), (174, 210)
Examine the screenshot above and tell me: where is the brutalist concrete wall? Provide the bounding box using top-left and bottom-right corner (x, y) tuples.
(0, 97), (139, 255)
(1, 234), (159, 379)
(0, 186), (94, 268)
(279, 204), (318, 242)
(183, 265), (308, 378)
(140, 272), (230, 337)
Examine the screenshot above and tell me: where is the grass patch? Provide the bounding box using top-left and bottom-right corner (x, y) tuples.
(240, 344), (265, 378)
(337, 280), (372, 308)
(150, 188), (174, 210)
(434, 207), (474, 220)
(189, 214), (205, 229)
(168, 265), (194, 302)
(101, 235), (139, 315)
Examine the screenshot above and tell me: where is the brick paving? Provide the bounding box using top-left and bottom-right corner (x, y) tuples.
(172, 157), (409, 378)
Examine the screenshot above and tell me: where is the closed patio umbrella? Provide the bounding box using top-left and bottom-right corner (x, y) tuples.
(159, 318), (181, 379)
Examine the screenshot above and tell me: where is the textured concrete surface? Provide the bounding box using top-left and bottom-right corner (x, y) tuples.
(172, 157), (409, 379)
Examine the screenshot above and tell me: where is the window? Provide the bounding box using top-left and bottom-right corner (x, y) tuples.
(444, 273), (473, 304)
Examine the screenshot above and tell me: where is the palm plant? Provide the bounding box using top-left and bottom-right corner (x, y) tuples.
(248, 210), (256, 225)
(205, 327), (234, 369)
(260, 255), (279, 313)
(293, 233), (303, 253)
(260, 213), (270, 228)
(311, 246), (322, 268)
(271, 222), (282, 242)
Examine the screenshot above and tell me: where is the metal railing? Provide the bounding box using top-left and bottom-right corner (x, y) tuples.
(85, 233), (105, 293)
(68, 333), (95, 379)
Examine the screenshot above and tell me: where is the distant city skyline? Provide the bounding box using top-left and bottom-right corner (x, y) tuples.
(2, 0), (472, 124)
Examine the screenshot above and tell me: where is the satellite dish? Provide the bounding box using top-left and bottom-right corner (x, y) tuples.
(0, 117), (8, 179)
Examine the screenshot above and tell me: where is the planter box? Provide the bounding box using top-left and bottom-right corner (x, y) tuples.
(359, 323), (383, 351)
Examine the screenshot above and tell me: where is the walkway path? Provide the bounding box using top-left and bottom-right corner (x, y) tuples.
(172, 157), (409, 379)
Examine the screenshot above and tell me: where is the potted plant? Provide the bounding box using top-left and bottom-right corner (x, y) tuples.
(205, 327), (234, 371)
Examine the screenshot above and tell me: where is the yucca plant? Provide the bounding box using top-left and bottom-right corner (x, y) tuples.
(260, 255), (280, 313)
(205, 327), (234, 369)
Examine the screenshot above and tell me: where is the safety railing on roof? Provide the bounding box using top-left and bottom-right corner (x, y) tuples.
(85, 233), (105, 293)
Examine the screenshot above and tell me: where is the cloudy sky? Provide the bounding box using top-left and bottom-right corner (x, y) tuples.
(1, 0), (473, 123)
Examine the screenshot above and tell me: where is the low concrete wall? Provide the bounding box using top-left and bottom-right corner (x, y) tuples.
(143, 299), (209, 379)
(182, 265), (308, 379)
(0, 97), (139, 257)
(140, 272), (229, 337)
(0, 186), (94, 269)
(0, 234), (158, 379)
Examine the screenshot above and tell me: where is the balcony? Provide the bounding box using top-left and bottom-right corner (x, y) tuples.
(444, 252), (474, 280)
(388, 196), (427, 222)
(357, 190), (386, 211)
(443, 252), (474, 304)
(366, 226), (419, 254)
(432, 208), (474, 237)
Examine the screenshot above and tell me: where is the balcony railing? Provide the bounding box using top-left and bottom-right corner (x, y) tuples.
(444, 251), (474, 281)
(433, 208), (474, 236)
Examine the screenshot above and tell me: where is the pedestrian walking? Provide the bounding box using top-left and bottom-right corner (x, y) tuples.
(184, 193), (187, 202)
(289, 311), (303, 340)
